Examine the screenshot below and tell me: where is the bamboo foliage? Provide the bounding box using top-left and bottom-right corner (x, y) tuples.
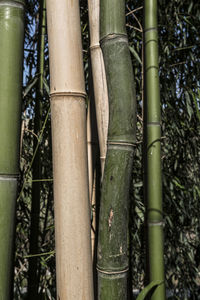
(97, 0), (137, 298)
(0, 0), (25, 298)
(144, 0), (166, 299)
(46, 0), (94, 299)
(88, 0), (109, 177)
(27, 0), (46, 298)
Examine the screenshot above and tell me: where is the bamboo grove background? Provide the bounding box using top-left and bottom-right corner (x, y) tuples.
(11, 0), (200, 299)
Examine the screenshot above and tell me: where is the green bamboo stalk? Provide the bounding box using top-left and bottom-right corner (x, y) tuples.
(144, 1), (166, 299)
(0, 0), (25, 298)
(27, 0), (46, 298)
(97, 0), (136, 298)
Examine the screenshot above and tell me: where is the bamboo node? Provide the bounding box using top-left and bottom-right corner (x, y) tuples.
(100, 33), (128, 45)
(96, 266), (129, 275)
(0, 0), (25, 7)
(50, 91), (86, 99)
(90, 44), (100, 50)
(0, 174), (19, 181)
(148, 221), (164, 227)
(144, 27), (157, 33)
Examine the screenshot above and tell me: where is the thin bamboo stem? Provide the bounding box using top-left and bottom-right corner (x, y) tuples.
(87, 96), (98, 259)
(88, 0), (109, 177)
(46, 1), (94, 298)
(27, 0), (46, 298)
(144, 0), (166, 299)
(0, 0), (25, 298)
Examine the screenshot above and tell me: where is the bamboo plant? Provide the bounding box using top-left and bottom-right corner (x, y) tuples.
(88, 0), (109, 177)
(46, 0), (94, 299)
(87, 96), (98, 259)
(27, 0), (46, 298)
(0, 0), (25, 298)
(87, 0), (109, 261)
(144, 0), (166, 299)
(97, 0), (137, 298)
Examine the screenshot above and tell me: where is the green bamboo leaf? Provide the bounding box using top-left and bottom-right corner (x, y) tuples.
(23, 75), (39, 98)
(190, 90), (200, 121)
(136, 281), (163, 300)
(129, 46), (142, 65)
(188, 2), (193, 14)
(172, 178), (184, 189)
(185, 91), (193, 120)
(43, 77), (50, 95)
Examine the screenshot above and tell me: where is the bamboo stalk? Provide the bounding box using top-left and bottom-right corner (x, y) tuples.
(0, 0), (25, 298)
(88, 0), (109, 177)
(46, 1), (94, 299)
(144, 0), (166, 299)
(27, 0), (46, 298)
(87, 97), (98, 259)
(97, 0), (137, 298)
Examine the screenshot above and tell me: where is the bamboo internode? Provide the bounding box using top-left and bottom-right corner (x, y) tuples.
(46, 0), (94, 299)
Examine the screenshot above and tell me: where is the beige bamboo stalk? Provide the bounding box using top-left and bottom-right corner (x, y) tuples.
(88, 0), (109, 177)
(87, 98), (98, 258)
(46, 1), (94, 299)
(87, 103), (95, 257)
(87, 102), (94, 202)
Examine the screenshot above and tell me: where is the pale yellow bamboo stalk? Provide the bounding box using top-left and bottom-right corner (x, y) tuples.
(46, 1), (94, 299)
(87, 103), (95, 258)
(87, 97), (98, 259)
(87, 102), (93, 202)
(88, 0), (109, 177)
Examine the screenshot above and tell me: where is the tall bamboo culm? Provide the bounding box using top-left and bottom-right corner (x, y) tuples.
(46, 1), (94, 299)
(87, 0), (109, 262)
(97, 0), (136, 298)
(88, 0), (109, 177)
(27, 0), (46, 298)
(0, 0), (25, 298)
(144, 0), (166, 299)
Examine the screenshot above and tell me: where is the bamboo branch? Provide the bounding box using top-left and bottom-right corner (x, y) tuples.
(27, 0), (46, 298)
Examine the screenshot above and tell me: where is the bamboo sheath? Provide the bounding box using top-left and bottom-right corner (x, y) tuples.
(97, 0), (136, 298)
(144, 0), (166, 299)
(46, 1), (94, 299)
(28, 0), (46, 298)
(0, 0), (25, 298)
(88, 0), (109, 177)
